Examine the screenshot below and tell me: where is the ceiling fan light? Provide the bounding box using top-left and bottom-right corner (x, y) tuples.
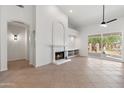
(101, 21), (106, 24)
(100, 21), (107, 27)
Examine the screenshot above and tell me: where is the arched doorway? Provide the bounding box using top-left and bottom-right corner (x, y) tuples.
(7, 21), (35, 70)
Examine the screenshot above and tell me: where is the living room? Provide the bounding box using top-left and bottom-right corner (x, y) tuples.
(0, 4), (124, 89)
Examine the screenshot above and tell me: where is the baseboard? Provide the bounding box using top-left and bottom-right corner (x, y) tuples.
(0, 66), (8, 72)
(8, 59), (28, 62)
(79, 56), (88, 57)
(35, 62), (51, 68)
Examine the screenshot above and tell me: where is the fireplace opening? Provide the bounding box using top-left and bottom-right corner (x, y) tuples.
(55, 51), (64, 60)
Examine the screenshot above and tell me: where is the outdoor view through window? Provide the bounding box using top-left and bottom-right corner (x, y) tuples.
(88, 32), (122, 61)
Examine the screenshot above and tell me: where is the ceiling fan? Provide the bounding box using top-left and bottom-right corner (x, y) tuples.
(100, 5), (117, 27)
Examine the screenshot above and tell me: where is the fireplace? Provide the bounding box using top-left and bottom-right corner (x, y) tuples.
(55, 51), (64, 60)
(52, 47), (71, 65)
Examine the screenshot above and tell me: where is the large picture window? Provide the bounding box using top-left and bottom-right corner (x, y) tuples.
(88, 32), (122, 62)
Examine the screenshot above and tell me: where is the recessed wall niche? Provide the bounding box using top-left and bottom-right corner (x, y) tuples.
(52, 21), (65, 46)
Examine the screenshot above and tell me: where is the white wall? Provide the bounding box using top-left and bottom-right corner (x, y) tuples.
(79, 17), (124, 60)
(0, 5), (35, 71)
(6, 5), (34, 28)
(53, 21), (65, 46)
(67, 28), (80, 50)
(7, 24), (27, 61)
(0, 6), (8, 71)
(36, 5), (68, 67)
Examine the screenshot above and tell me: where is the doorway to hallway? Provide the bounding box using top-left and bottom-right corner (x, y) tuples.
(7, 21), (31, 70)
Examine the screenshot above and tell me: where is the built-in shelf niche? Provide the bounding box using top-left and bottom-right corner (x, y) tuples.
(68, 49), (79, 58)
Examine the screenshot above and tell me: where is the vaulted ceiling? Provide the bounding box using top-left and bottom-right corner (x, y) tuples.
(58, 5), (124, 29)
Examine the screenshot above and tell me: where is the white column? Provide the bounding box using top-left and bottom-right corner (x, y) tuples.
(0, 6), (8, 71)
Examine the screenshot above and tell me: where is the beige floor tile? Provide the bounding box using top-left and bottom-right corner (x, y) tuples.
(0, 57), (124, 88)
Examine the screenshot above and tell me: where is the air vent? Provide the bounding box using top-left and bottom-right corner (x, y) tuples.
(16, 5), (24, 8)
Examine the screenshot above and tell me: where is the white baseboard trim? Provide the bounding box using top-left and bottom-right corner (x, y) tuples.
(0, 67), (8, 72)
(79, 56), (88, 57)
(35, 62), (51, 68)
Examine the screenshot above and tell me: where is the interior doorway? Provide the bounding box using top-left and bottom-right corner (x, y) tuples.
(7, 21), (31, 70)
(88, 32), (122, 62)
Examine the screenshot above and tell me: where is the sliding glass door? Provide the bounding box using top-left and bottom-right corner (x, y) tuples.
(88, 34), (102, 58)
(102, 32), (122, 61)
(88, 32), (122, 62)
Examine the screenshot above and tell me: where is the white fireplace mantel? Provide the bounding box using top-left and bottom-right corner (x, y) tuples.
(52, 46), (71, 65)
(52, 21), (71, 65)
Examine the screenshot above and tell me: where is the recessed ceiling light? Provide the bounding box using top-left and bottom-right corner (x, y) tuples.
(69, 10), (73, 13)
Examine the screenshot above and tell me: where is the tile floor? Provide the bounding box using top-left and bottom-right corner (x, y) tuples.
(0, 57), (124, 88)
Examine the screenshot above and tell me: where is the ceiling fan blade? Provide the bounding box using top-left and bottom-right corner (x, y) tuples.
(106, 19), (117, 23)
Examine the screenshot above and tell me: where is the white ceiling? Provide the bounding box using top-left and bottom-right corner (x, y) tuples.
(8, 22), (26, 33)
(58, 5), (124, 28)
